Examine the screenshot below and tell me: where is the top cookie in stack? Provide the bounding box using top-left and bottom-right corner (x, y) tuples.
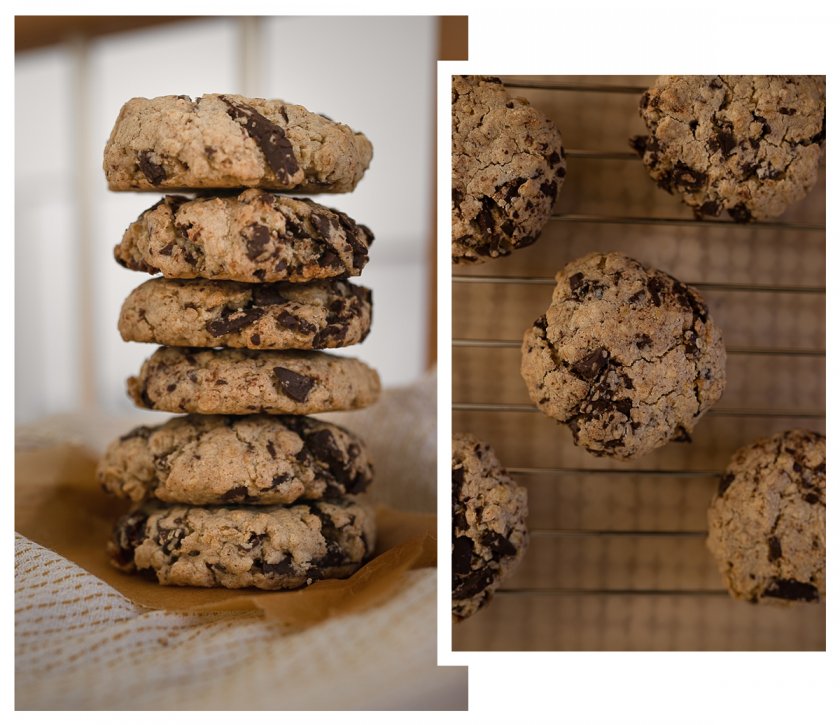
(104, 93), (372, 193)
(98, 93), (381, 590)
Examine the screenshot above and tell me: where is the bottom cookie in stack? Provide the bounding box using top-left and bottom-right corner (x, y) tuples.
(97, 414), (377, 589)
(109, 497), (376, 590)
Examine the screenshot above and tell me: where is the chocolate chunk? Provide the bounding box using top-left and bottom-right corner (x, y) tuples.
(221, 485), (249, 501)
(137, 151), (166, 185)
(672, 162), (707, 191)
(312, 324), (349, 349)
(256, 557), (295, 577)
(684, 329), (699, 355)
(319, 249), (340, 267)
(635, 333), (652, 349)
(155, 523), (187, 556)
(727, 203), (753, 223)
(272, 366), (315, 402)
(804, 492), (821, 504)
(547, 151), (562, 166)
(540, 179), (558, 201)
(221, 96), (299, 183)
(768, 536), (783, 562)
(452, 188), (463, 205)
(453, 567), (494, 600)
(266, 440), (276, 459)
(475, 195), (497, 235)
(276, 311), (317, 334)
(718, 472), (735, 496)
(762, 578), (819, 602)
(647, 277), (665, 306)
(452, 536), (474, 575)
(712, 120), (737, 156)
(308, 507), (346, 568)
(206, 308), (264, 336)
(159, 242), (175, 256)
(571, 348), (609, 381)
(481, 532), (517, 559)
(307, 428), (367, 493)
(569, 273), (585, 294)
(697, 200), (721, 218)
(779, 107), (795, 115)
(613, 398), (633, 418)
(245, 223), (271, 260)
(112, 510), (150, 566)
(452, 466), (465, 501)
(311, 213), (334, 240)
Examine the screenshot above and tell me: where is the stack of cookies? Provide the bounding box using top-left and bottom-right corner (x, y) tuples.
(96, 94), (381, 589)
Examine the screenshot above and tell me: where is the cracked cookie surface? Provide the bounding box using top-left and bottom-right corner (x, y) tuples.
(109, 496), (376, 589)
(128, 347), (381, 415)
(98, 414), (373, 505)
(521, 252), (726, 459)
(452, 75), (566, 264)
(114, 191), (372, 283)
(632, 75), (825, 221)
(104, 94), (372, 193)
(452, 433), (528, 621)
(119, 277), (371, 350)
(707, 430), (825, 604)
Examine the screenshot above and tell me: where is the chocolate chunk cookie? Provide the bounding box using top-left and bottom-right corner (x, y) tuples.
(98, 414), (373, 505)
(109, 496), (376, 589)
(707, 430), (825, 604)
(114, 191), (372, 283)
(521, 252), (726, 459)
(119, 278), (372, 351)
(452, 75), (566, 264)
(128, 347), (381, 415)
(452, 433), (528, 621)
(103, 94), (372, 193)
(632, 75), (825, 221)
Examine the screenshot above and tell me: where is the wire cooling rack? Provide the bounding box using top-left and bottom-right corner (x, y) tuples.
(451, 76), (826, 651)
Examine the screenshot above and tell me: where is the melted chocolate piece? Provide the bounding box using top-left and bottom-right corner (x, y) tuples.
(571, 348), (609, 381)
(206, 308), (264, 337)
(137, 151), (166, 185)
(762, 578), (819, 602)
(272, 367), (315, 403)
(221, 96), (300, 183)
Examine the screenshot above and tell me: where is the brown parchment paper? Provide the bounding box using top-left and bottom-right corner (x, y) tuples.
(15, 443), (436, 628)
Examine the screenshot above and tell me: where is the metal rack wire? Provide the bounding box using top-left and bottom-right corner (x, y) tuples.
(452, 76), (826, 651)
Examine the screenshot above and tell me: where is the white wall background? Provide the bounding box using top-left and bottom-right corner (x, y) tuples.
(15, 16), (436, 424)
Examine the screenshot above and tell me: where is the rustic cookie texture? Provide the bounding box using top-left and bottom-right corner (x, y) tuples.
(118, 277), (372, 351)
(632, 75), (825, 221)
(128, 347), (381, 415)
(103, 94), (372, 193)
(452, 75), (566, 264)
(97, 414), (373, 505)
(452, 433), (528, 621)
(114, 191), (372, 283)
(109, 496), (376, 589)
(707, 430), (825, 604)
(521, 252), (726, 459)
